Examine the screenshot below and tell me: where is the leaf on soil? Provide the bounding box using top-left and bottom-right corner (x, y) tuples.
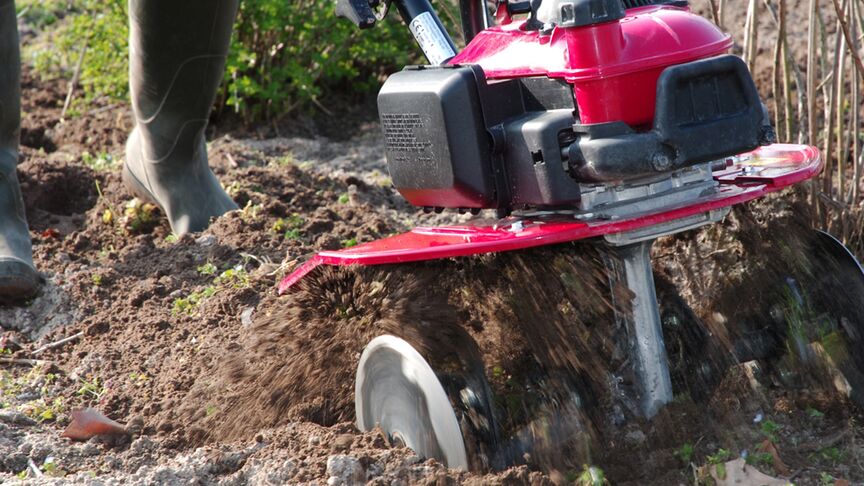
(756, 439), (791, 476)
(62, 408), (127, 440)
(40, 228), (60, 239)
(709, 458), (790, 486)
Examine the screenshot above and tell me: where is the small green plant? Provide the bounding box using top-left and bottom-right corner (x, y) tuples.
(272, 214), (304, 240)
(224, 181), (242, 197)
(707, 448), (732, 464)
(91, 273), (103, 286)
(818, 446), (846, 465)
(172, 286), (218, 315)
(675, 443), (695, 464)
(275, 154), (296, 167)
(77, 376), (106, 400)
(341, 238), (358, 248)
(165, 234), (179, 244)
(81, 151), (117, 172)
(24, 397), (66, 422)
(128, 372), (149, 384)
(745, 451), (773, 467)
(760, 420), (781, 443)
(121, 198), (159, 234)
(819, 472), (836, 485)
(575, 465), (609, 486)
(215, 266), (251, 288)
(706, 448), (732, 480)
(240, 201), (263, 223)
(197, 263), (218, 276)
(42, 457), (66, 478)
(338, 193), (350, 204)
(807, 407), (825, 419)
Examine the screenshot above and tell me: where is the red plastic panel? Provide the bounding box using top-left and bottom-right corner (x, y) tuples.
(278, 144), (820, 293)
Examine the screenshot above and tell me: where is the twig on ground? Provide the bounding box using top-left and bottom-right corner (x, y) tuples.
(61, 40), (89, 121)
(27, 458), (43, 478)
(226, 153), (239, 168)
(0, 357), (51, 367)
(31, 332), (84, 356)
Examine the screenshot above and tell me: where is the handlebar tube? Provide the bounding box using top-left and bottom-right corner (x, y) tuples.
(394, 0), (458, 65)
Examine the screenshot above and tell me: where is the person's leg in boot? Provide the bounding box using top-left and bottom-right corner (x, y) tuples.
(124, 0), (239, 235)
(0, 0), (40, 300)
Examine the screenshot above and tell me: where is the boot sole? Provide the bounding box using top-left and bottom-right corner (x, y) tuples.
(0, 259), (41, 303)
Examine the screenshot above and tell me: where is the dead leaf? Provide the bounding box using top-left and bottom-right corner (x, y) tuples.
(834, 480), (850, 486)
(40, 228), (60, 239)
(710, 458), (790, 486)
(756, 440), (791, 476)
(62, 408), (127, 441)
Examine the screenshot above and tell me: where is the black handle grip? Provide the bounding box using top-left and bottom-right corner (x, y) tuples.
(336, 0), (378, 29)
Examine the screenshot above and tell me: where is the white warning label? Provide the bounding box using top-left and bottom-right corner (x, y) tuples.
(409, 12), (457, 66)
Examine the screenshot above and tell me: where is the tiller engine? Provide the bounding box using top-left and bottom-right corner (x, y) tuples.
(280, 0), (864, 471)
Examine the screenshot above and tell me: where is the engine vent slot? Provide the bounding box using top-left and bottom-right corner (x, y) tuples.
(621, 0), (688, 9)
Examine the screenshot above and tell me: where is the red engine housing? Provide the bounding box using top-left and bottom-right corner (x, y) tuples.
(449, 5), (733, 127)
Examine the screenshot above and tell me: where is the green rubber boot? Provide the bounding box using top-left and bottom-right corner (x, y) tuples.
(123, 0), (239, 235)
(0, 0), (40, 300)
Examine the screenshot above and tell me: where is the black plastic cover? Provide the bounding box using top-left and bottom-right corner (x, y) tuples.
(555, 0), (626, 27)
(568, 55), (771, 183)
(654, 54), (769, 164)
(378, 66), (496, 208)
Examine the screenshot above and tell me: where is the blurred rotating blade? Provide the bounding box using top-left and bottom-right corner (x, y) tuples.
(356, 335), (468, 470)
(804, 230), (864, 323)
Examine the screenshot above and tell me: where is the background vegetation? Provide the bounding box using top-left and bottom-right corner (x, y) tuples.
(15, 0), (434, 122)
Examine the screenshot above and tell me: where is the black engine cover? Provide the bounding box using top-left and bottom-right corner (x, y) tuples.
(378, 66), (496, 208)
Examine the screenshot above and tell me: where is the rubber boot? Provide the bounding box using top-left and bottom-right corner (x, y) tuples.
(0, 0), (40, 300)
(124, 0), (239, 235)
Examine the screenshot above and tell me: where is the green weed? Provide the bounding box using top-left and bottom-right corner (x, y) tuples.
(817, 446), (846, 465)
(215, 267), (250, 288)
(575, 465), (609, 486)
(272, 214), (304, 240)
(23, 397), (65, 422)
(240, 201), (263, 223)
(172, 286), (218, 315)
(77, 376), (106, 400)
(760, 420), (781, 443)
(745, 451), (773, 467)
(197, 263), (218, 276)
(81, 151), (117, 172)
(675, 443), (695, 464)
